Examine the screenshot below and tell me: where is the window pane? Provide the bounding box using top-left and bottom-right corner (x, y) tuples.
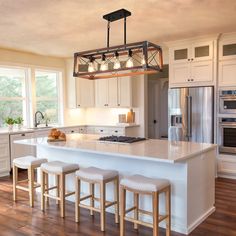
(0, 68), (25, 97)
(174, 49), (188, 60)
(36, 100), (58, 124)
(35, 71), (58, 98)
(0, 100), (23, 127)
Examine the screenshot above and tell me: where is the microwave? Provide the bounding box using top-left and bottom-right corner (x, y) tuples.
(219, 118), (236, 154)
(219, 90), (236, 114)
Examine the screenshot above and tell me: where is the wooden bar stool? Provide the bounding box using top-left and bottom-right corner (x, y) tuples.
(75, 167), (119, 232)
(120, 174), (171, 236)
(13, 155), (48, 207)
(40, 161), (79, 218)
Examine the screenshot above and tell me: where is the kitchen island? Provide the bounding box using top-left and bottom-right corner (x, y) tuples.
(16, 134), (217, 235)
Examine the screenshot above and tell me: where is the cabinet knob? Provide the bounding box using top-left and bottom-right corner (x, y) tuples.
(188, 59), (190, 61)
(100, 130), (103, 132)
(71, 130), (74, 133)
(115, 130), (118, 133)
(187, 79), (190, 82)
(21, 133), (25, 136)
(118, 104), (120, 106)
(78, 104), (80, 107)
(191, 58), (193, 61)
(191, 79), (194, 81)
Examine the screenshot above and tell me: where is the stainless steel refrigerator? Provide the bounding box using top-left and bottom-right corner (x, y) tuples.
(168, 86), (214, 143)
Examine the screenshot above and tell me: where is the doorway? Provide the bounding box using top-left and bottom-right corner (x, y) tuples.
(148, 78), (169, 139)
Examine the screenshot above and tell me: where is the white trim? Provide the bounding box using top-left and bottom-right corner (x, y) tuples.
(187, 207), (215, 234)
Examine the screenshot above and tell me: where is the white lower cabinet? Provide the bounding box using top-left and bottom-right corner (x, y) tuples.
(0, 134), (10, 176)
(218, 154), (236, 176)
(10, 132), (35, 167)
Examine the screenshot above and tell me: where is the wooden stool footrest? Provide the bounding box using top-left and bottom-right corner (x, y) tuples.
(79, 203), (101, 213)
(124, 216), (153, 228)
(16, 185), (29, 192)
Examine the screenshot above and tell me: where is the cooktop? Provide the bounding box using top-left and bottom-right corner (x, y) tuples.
(98, 135), (146, 143)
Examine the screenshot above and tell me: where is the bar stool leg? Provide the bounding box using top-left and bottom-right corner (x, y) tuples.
(60, 173), (65, 218)
(56, 175), (60, 205)
(114, 177), (119, 224)
(120, 186), (126, 236)
(134, 193), (139, 229)
(90, 183), (94, 216)
(165, 186), (171, 236)
(153, 191), (159, 236)
(13, 164), (18, 202)
(75, 177), (81, 223)
(28, 166), (34, 207)
(41, 170), (45, 211)
(45, 173), (49, 204)
(100, 181), (106, 231)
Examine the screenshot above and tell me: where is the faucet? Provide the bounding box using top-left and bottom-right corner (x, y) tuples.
(34, 111), (44, 127)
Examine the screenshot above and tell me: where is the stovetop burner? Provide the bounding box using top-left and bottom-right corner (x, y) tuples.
(99, 135), (146, 143)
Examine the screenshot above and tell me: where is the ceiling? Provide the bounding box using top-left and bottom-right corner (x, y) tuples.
(0, 0), (236, 58)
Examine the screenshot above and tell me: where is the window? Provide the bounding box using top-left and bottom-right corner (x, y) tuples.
(0, 66), (63, 127)
(0, 67), (27, 127)
(35, 70), (62, 125)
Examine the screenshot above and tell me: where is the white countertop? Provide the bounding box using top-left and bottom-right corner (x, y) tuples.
(0, 123), (139, 135)
(15, 133), (217, 164)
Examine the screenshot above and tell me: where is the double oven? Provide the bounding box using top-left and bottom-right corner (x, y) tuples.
(219, 90), (236, 154)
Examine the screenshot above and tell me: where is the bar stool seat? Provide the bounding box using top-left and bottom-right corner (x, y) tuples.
(41, 161), (79, 174)
(13, 156), (47, 169)
(120, 174), (171, 236)
(13, 155), (48, 207)
(75, 166), (119, 232)
(120, 174), (170, 192)
(41, 161), (79, 218)
(76, 166), (118, 181)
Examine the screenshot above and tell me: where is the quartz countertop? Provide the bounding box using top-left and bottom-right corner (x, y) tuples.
(15, 133), (217, 164)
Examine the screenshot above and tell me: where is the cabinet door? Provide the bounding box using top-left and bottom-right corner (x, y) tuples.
(76, 78), (94, 108)
(108, 78), (118, 107)
(95, 80), (108, 107)
(169, 63), (190, 85)
(118, 77), (132, 107)
(219, 41), (236, 60)
(191, 41), (213, 62)
(170, 46), (190, 64)
(191, 61), (213, 83)
(10, 133), (35, 166)
(219, 60), (236, 86)
(0, 135), (10, 176)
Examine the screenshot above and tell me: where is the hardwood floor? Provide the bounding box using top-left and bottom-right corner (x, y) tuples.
(0, 173), (236, 236)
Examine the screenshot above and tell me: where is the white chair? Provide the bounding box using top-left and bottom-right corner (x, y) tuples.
(13, 155), (48, 207)
(120, 174), (171, 236)
(40, 161), (79, 218)
(75, 166), (119, 232)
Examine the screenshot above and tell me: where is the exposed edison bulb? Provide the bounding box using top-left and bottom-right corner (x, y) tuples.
(141, 55), (146, 65)
(88, 61), (96, 72)
(126, 49), (134, 68)
(100, 54), (108, 71)
(126, 57), (134, 68)
(113, 51), (121, 69)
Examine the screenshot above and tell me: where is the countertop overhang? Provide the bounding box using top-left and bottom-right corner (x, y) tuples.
(15, 133), (217, 164)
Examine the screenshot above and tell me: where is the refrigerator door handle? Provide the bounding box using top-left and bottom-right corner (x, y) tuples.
(186, 95), (192, 139)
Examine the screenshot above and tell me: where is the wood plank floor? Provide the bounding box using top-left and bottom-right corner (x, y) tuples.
(0, 173), (236, 236)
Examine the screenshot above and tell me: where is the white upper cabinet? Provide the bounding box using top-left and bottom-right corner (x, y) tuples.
(218, 33), (236, 87)
(95, 77), (132, 108)
(169, 38), (215, 87)
(66, 58), (94, 108)
(76, 78), (94, 108)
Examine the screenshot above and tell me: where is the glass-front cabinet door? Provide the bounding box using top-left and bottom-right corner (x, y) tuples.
(219, 40), (236, 60)
(191, 41), (213, 62)
(170, 46), (190, 64)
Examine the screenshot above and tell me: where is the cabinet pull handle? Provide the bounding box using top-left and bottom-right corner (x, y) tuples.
(21, 133), (25, 136)
(191, 79), (194, 81)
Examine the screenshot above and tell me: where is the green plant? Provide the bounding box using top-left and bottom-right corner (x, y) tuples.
(4, 117), (15, 125)
(15, 117), (24, 125)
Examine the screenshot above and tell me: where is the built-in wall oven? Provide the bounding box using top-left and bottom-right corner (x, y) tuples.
(219, 118), (236, 154)
(219, 90), (236, 114)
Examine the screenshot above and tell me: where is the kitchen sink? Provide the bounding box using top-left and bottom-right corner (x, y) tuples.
(28, 126), (53, 130)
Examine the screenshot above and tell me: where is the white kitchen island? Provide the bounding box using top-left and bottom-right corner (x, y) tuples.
(16, 134), (217, 235)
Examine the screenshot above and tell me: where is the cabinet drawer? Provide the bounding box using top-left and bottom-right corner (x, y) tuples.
(86, 127), (95, 134)
(94, 127), (109, 135)
(0, 144), (9, 158)
(218, 158), (236, 174)
(110, 128), (125, 136)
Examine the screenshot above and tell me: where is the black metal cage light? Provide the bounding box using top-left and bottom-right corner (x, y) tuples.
(73, 9), (163, 80)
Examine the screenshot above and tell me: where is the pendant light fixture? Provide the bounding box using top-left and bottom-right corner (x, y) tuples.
(73, 9), (163, 79)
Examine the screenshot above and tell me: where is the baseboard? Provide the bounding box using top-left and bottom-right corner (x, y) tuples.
(187, 206), (215, 234)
